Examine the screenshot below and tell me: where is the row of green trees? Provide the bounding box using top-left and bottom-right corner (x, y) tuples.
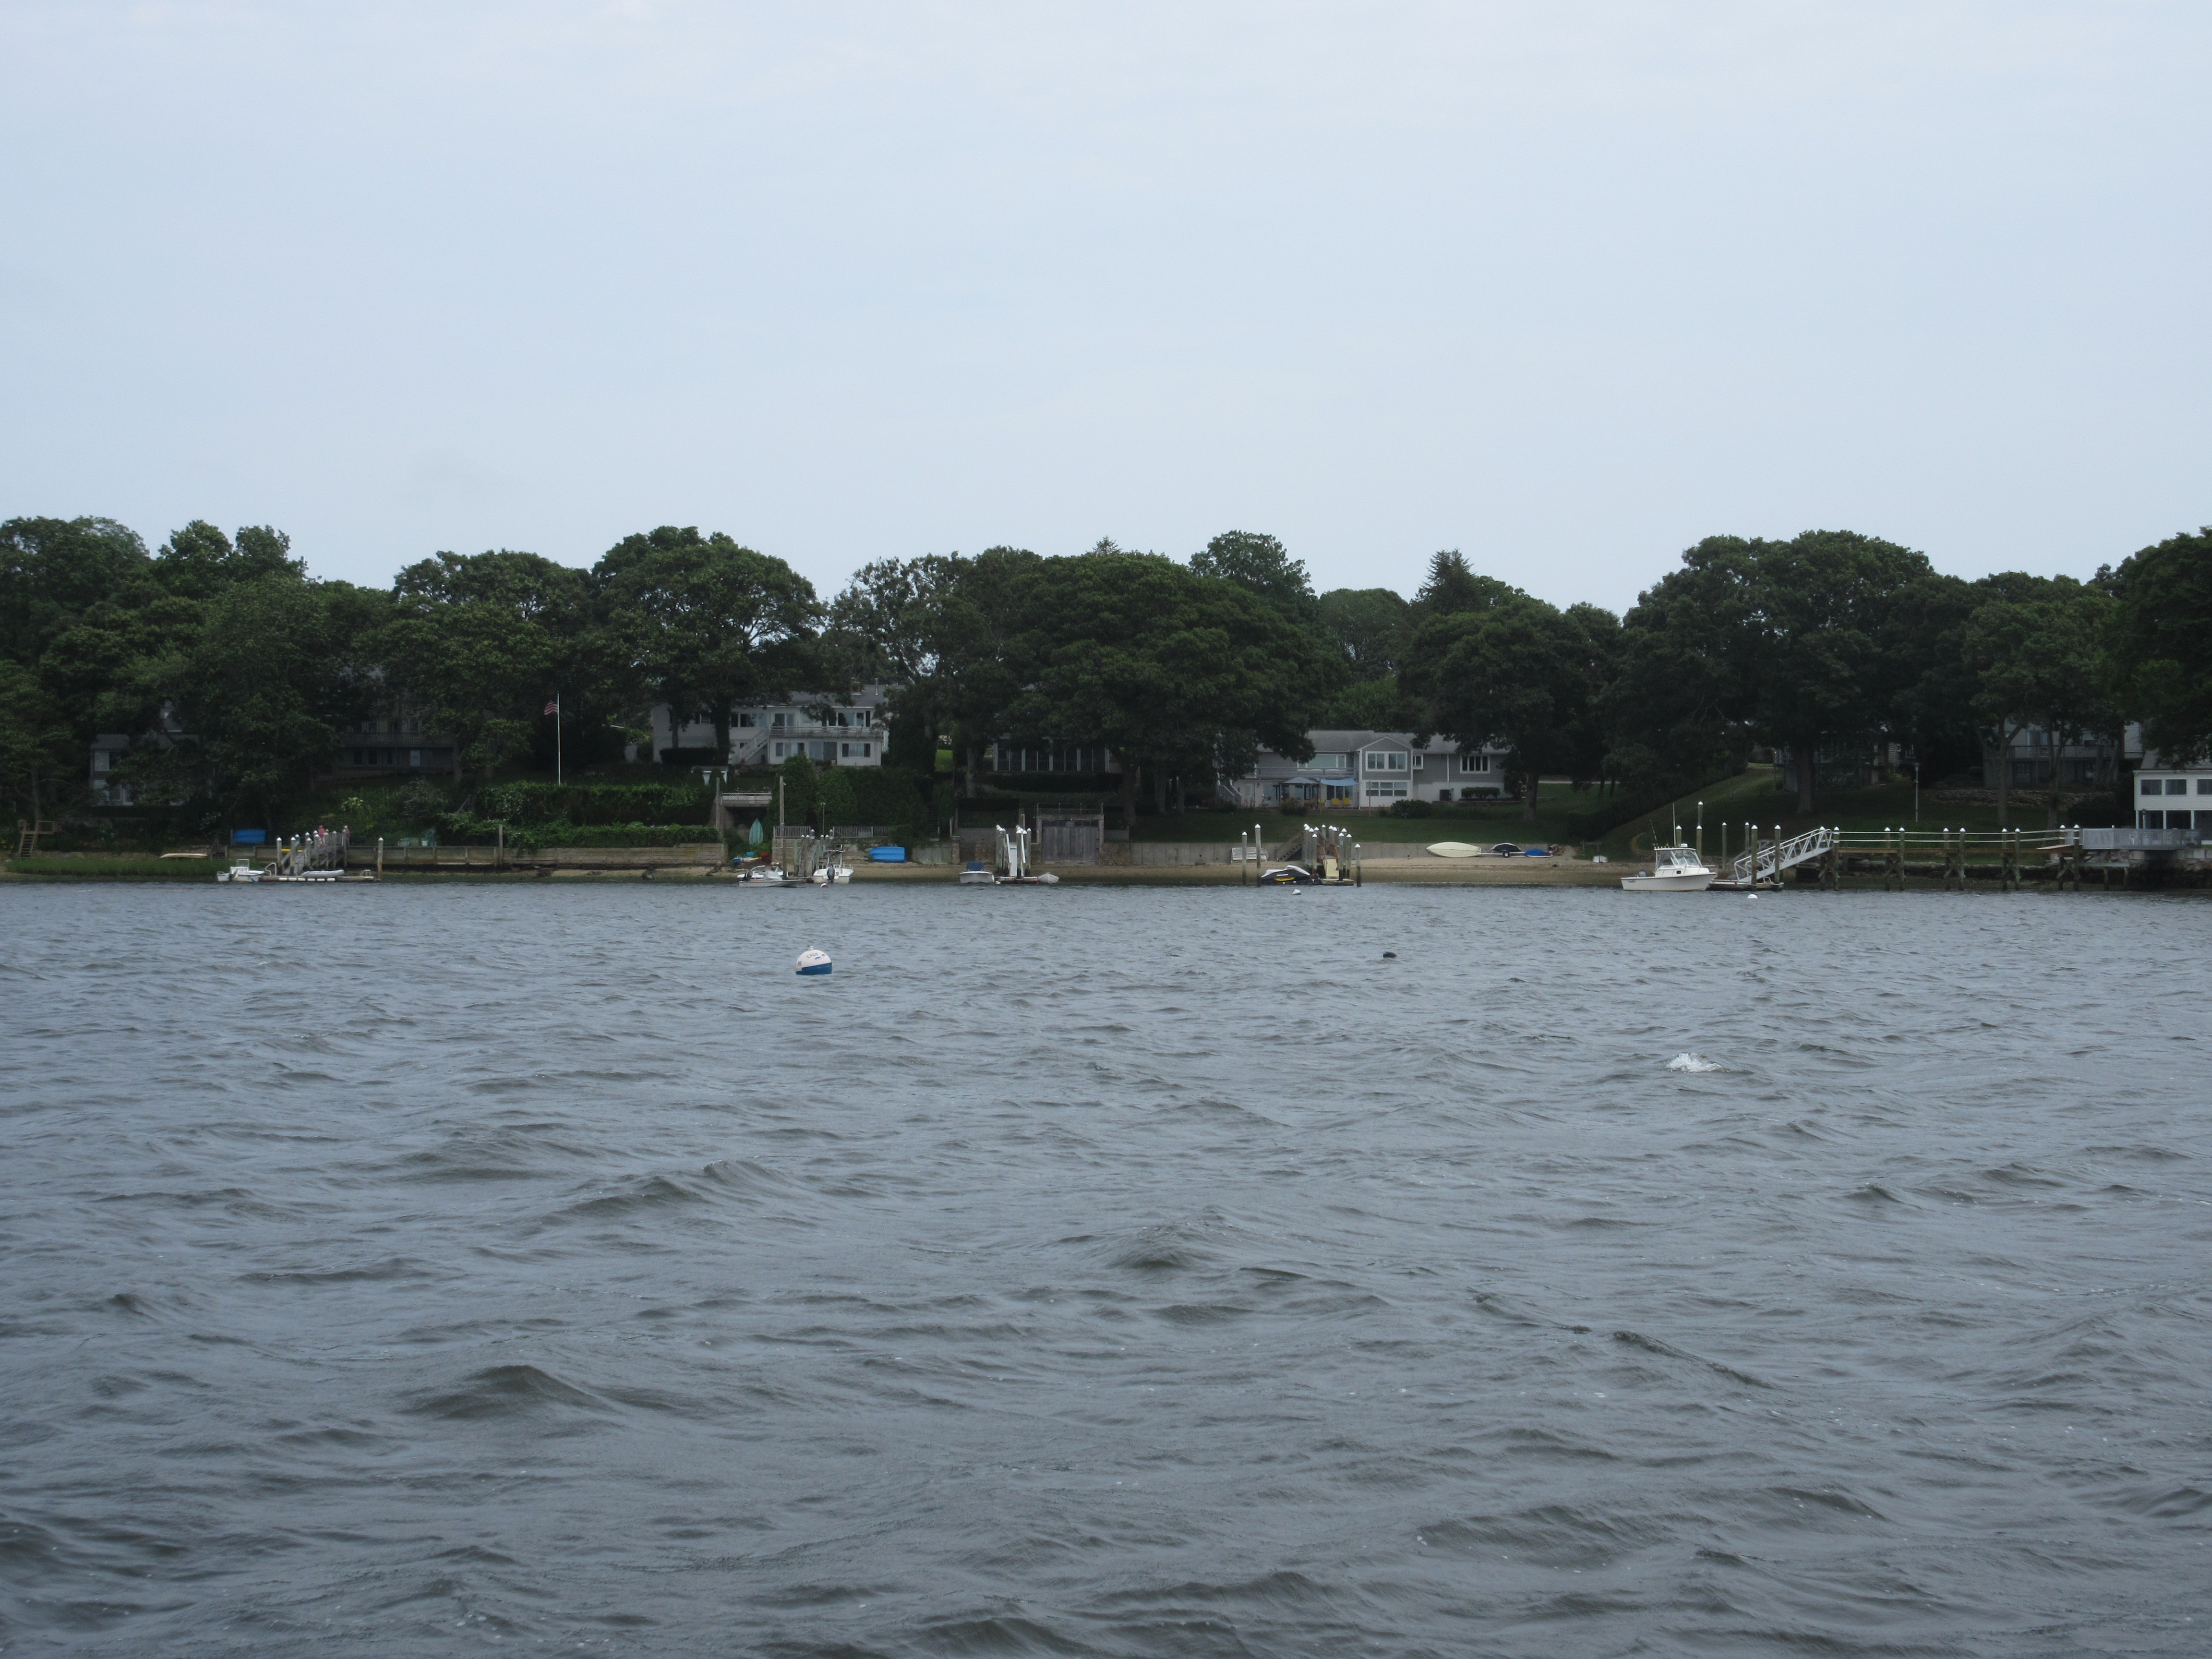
(4, 512), (2207, 835)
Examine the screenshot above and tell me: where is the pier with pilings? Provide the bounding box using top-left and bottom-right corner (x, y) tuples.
(1697, 822), (2204, 891)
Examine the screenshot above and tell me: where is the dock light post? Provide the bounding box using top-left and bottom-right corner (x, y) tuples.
(1696, 801), (1704, 860)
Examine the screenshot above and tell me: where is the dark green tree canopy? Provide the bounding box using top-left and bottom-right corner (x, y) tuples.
(1404, 588), (1618, 820)
(1411, 550), (1514, 619)
(0, 516), (150, 666)
(151, 521), (305, 601)
(1002, 551), (1330, 818)
(1316, 587), (1410, 680)
(1190, 530), (1318, 627)
(2105, 528), (2212, 765)
(594, 526), (822, 759)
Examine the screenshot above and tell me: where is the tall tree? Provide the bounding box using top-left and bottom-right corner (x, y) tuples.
(1316, 587), (1411, 681)
(594, 528), (820, 761)
(1411, 550), (1513, 619)
(828, 553), (968, 773)
(150, 521), (304, 600)
(1005, 550), (1330, 824)
(1190, 531), (1319, 628)
(1963, 575), (2118, 826)
(0, 658), (75, 829)
(138, 576), (387, 826)
(1748, 530), (1936, 812)
(381, 552), (588, 781)
(1404, 590), (1617, 821)
(2104, 528), (2212, 765)
(0, 516), (150, 667)
(1603, 537), (1765, 797)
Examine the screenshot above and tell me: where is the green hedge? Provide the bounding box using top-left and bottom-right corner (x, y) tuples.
(471, 780), (714, 826)
(8, 856), (220, 878)
(438, 815), (722, 851)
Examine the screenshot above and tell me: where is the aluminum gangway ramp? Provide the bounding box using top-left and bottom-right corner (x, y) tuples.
(1728, 825), (1835, 887)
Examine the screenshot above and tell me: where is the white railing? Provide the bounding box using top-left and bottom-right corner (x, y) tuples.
(1729, 825), (1834, 885)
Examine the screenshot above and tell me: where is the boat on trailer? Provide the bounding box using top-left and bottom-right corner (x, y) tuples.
(1620, 844), (1716, 892)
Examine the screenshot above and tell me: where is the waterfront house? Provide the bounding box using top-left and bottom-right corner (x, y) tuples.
(1224, 730), (1507, 809)
(332, 700), (457, 779)
(651, 685), (896, 768)
(2134, 754), (2212, 831)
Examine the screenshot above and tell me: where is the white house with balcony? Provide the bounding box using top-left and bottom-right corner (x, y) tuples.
(1224, 730), (1507, 809)
(650, 685), (895, 768)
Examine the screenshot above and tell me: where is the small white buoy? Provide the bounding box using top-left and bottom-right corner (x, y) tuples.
(795, 949), (831, 976)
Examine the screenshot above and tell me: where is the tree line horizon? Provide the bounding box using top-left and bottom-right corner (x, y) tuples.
(3, 514), (2207, 833)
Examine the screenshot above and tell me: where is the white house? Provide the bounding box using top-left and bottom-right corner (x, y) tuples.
(2134, 753), (2212, 832)
(1224, 730), (1507, 809)
(649, 685), (895, 768)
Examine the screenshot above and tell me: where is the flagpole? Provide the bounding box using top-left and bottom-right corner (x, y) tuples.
(555, 695), (563, 786)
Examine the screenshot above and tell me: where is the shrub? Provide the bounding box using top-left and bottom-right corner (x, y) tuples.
(1389, 799), (1434, 818)
(395, 779), (449, 827)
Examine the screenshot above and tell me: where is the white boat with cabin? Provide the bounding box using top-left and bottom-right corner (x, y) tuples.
(1620, 844), (1716, 892)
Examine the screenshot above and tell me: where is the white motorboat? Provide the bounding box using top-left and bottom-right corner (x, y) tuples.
(215, 862), (263, 883)
(735, 864), (788, 884)
(1620, 844), (1716, 892)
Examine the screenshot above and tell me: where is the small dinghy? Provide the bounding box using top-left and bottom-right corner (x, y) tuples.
(1425, 842), (1483, 858)
(1620, 844), (1716, 892)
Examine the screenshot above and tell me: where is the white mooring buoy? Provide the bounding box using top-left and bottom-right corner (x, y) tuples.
(795, 949), (832, 976)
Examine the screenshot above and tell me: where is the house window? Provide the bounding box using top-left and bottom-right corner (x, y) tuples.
(409, 749), (422, 768)
(2200, 780), (2212, 793)
(1459, 752), (1489, 774)
(841, 743), (852, 757)
(771, 713), (789, 729)
(859, 744), (871, 757)
(772, 742), (785, 758)
(2142, 777), (2165, 795)
(1364, 750), (1407, 773)
(1364, 781), (1408, 799)
(2169, 779), (2191, 794)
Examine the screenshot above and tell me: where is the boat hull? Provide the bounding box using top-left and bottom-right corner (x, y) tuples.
(1619, 870), (1717, 891)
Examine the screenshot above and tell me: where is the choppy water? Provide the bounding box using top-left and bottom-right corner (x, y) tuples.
(4, 882), (2211, 1658)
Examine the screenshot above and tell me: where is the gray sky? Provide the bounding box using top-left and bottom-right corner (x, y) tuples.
(4, 1), (2206, 613)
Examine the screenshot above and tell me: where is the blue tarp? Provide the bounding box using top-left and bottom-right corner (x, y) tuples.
(231, 829), (267, 844)
(869, 846), (907, 862)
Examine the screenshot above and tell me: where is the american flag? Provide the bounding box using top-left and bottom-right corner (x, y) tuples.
(544, 699), (558, 715)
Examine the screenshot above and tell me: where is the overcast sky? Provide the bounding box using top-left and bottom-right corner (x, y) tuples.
(3, 2), (2206, 612)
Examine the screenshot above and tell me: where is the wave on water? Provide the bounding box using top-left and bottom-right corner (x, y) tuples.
(5, 884), (2211, 1658)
